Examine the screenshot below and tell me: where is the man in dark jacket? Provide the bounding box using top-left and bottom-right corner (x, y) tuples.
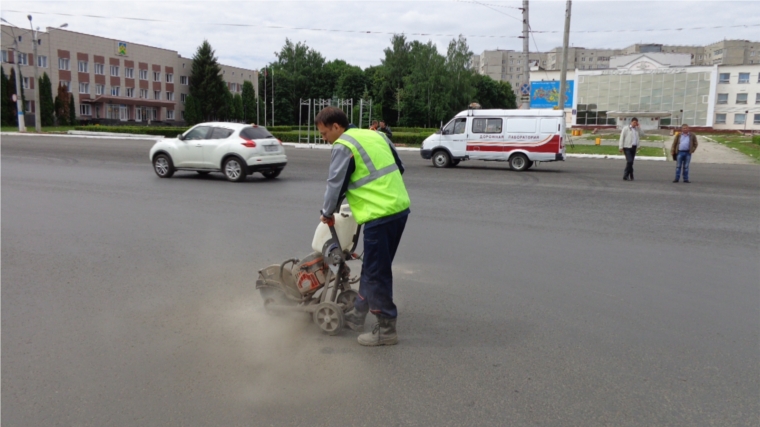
(670, 124), (698, 183)
(379, 120), (393, 139)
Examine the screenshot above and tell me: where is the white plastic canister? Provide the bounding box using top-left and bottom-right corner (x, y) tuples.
(312, 204), (359, 253)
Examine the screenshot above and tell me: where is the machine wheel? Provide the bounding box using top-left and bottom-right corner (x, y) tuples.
(313, 302), (344, 335)
(196, 171), (211, 176)
(223, 157), (246, 182)
(262, 169), (282, 179)
(526, 160), (534, 169)
(336, 290), (359, 312)
(509, 153), (530, 171)
(451, 159), (461, 167)
(153, 154), (174, 178)
(432, 150), (451, 168)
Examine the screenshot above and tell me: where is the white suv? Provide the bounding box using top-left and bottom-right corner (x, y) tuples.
(149, 122), (287, 182)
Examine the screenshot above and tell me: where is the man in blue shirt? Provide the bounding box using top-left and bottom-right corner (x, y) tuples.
(670, 124), (699, 183)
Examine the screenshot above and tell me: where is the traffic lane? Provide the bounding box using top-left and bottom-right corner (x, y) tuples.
(2, 139), (759, 426)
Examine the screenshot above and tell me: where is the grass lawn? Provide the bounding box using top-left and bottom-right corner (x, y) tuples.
(1, 126), (79, 133)
(703, 134), (760, 163)
(566, 145), (664, 157)
(585, 133), (667, 141)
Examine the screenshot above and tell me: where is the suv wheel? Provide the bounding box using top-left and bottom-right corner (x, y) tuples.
(153, 154), (174, 178)
(223, 157), (246, 182)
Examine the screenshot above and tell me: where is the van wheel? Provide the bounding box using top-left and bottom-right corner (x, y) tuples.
(451, 159), (461, 167)
(526, 160), (534, 169)
(432, 151), (451, 168)
(509, 153), (530, 171)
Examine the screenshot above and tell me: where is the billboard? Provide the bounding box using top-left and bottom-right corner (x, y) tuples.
(530, 81), (574, 109)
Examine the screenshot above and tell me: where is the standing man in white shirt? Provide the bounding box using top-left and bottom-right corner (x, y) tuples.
(618, 117), (645, 181)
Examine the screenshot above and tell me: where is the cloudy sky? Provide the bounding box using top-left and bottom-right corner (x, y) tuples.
(2, 0), (758, 71)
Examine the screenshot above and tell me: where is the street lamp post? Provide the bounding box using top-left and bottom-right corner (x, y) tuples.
(1, 19), (27, 131)
(28, 15), (42, 132)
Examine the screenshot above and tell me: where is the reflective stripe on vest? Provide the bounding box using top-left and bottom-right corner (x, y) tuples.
(338, 133), (399, 190)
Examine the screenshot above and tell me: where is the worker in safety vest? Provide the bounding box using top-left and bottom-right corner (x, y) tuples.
(317, 107), (410, 346)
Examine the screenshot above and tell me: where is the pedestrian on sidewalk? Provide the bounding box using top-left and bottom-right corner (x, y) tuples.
(671, 124), (698, 183)
(618, 118), (645, 181)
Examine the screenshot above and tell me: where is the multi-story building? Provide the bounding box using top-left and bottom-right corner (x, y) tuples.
(529, 53), (760, 131)
(1, 24), (258, 125)
(474, 39), (760, 98)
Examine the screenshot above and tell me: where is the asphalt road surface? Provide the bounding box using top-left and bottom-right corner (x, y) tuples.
(2, 135), (758, 427)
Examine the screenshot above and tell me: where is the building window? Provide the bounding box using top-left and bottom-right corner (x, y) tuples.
(78, 60), (88, 73)
(125, 68), (134, 78)
(18, 53), (28, 66)
(167, 110), (175, 120)
(1, 50), (7, 63)
(140, 89), (148, 99)
(754, 114), (760, 125)
(110, 65), (119, 77)
(736, 93), (748, 104)
(756, 93), (760, 104)
(738, 73), (750, 83)
(581, 57), (586, 62)
(734, 114), (746, 125)
(180, 93), (187, 104)
(60, 80), (70, 90)
(715, 114), (726, 124)
(139, 69), (148, 80)
(22, 76), (30, 89)
(166, 92), (174, 101)
(719, 73), (730, 83)
(79, 104), (92, 116)
(38, 55), (47, 68)
(58, 58), (70, 70)
(717, 93), (728, 104)
(166, 73), (173, 83)
(153, 71), (161, 82)
(25, 100), (32, 112)
(111, 86), (120, 96)
(79, 82), (89, 94)
(126, 87), (134, 98)
(95, 84), (105, 95)
(94, 63), (104, 75)
(154, 90), (161, 100)
(180, 75), (188, 85)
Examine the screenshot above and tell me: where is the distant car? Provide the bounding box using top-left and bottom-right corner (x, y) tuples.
(149, 122), (287, 182)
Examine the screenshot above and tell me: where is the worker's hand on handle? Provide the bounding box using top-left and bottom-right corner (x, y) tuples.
(320, 215), (335, 227)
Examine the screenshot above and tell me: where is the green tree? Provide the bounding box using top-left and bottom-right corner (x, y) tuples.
(69, 93), (76, 125)
(232, 93), (244, 122)
(39, 72), (55, 126)
(183, 94), (202, 125)
(6, 68), (26, 126)
(379, 34), (413, 126)
(54, 82), (70, 126)
(1, 68), (12, 126)
(400, 40), (449, 127)
(241, 80), (256, 123)
(336, 66), (367, 103)
(444, 35), (476, 118)
(472, 74), (516, 110)
(189, 40), (226, 121)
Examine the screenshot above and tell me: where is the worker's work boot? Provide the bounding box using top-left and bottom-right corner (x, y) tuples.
(358, 317), (398, 346)
(343, 308), (367, 332)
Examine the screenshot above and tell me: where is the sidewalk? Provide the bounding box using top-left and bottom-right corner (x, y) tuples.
(679, 135), (755, 165)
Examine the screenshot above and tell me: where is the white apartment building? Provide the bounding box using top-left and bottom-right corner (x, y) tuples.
(712, 65), (760, 131)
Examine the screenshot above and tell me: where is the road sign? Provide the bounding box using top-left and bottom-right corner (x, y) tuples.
(519, 83), (531, 95)
(12, 94), (17, 102)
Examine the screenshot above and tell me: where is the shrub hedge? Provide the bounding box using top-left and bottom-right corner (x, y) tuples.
(271, 131), (427, 146)
(74, 125), (189, 138)
(753, 135), (760, 145)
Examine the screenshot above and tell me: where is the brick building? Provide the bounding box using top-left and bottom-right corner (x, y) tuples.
(1, 24), (258, 125)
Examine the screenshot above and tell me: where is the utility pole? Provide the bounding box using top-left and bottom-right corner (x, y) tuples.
(12, 37), (27, 132)
(521, 0), (530, 109)
(28, 15), (41, 132)
(558, 1), (572, 119)
(271, 66), (274, 126)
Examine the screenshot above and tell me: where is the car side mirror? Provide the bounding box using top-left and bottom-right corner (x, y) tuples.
(177, 133), (185, 140)
(442, 129), (451, 135)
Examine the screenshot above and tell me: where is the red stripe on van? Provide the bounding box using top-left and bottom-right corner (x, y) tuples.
(466, 135), (561, 153)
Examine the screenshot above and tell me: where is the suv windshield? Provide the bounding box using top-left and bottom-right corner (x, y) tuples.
(241, 126), (274, 140)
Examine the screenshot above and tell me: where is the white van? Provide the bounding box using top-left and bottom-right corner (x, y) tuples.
(420, 109), (566, 171)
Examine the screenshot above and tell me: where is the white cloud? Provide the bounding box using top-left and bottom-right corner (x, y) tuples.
(2, 0), (758, 71)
